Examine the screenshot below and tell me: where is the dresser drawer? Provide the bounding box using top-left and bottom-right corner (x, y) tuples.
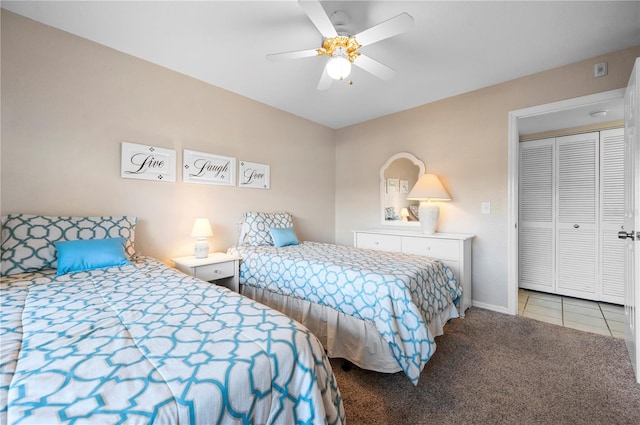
(193, 261), (236, 281)
(355, 233), (402, 252)
(401, 237), (460, 261)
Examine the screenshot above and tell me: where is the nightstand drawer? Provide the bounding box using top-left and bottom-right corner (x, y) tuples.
(193, 261), (235, 281)
(401, 237), (460, 261)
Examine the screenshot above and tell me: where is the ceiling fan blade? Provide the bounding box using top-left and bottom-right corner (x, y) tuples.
(266, 48), (319, 61)
(353, 54), (396, 80)
(299, 0), (338, 38)
(317, 64), (333, 90)
(354, 12), (414, 47)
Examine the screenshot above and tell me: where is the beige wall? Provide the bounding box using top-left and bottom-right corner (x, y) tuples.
(1, 11), (336, 263)
(335, 46), (640, 311)
(3, 10), (639, 312)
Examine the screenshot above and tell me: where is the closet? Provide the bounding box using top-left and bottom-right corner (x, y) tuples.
(518, 128), (625, 304)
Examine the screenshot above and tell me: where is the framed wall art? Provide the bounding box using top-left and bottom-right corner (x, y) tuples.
(400, 180), (410, 193)
(239, 161), (270, 189)
(183, 150), (236, 186)
(121, 142), (176, 182)
(387, 178), (399, 193)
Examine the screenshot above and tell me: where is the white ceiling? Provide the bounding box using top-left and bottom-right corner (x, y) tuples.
(517, 96), (626, 135)
(3, 1), (639, 130)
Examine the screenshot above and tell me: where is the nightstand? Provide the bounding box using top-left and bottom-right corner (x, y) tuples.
(172, 253), (240, 293)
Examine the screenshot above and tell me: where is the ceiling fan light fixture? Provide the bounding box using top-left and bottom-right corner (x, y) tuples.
(268, 1), (414, 89)
(327, 47), (351, 80)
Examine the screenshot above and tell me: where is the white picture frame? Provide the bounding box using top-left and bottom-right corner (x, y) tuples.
(387, 178), (399, 193)
(183, 150), (236, 186)
(400, 180), (409, 193)
(239, 161), (270, 189)
(121, 142), (176, 182)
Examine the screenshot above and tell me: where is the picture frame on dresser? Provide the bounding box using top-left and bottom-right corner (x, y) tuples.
(353, 229), (474, 317)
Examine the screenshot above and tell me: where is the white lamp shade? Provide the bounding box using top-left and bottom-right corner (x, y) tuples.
(406, 174), (451, 201)
(191, 218), (213, 238)
(407, 174), (451, 234)
(191, 218), (213, 258)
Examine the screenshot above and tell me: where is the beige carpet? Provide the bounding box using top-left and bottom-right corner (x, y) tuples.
(330, 308), (640, 424)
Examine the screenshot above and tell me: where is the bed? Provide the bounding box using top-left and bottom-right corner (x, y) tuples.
(228, 212), (462, 385)
(0, 214), (345, 424)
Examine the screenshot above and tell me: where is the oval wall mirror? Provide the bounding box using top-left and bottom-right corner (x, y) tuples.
(380, 152), (425, 227)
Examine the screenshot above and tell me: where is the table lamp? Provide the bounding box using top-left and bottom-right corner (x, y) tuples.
(400, 207), (410, 222)
(406, 174), (451, 234)
(191, 218), (213, 258)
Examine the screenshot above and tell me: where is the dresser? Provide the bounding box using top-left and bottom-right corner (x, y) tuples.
(353, 229), (474, 317)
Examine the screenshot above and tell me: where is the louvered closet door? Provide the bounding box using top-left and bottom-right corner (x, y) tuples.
(600, 128), (625, 304)
(556, 132), (599, 300)
(519, 138), (555, 292)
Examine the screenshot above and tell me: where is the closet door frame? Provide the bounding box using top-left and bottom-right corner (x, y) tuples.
(518, 130), (624, 303)
(507, 88), (626, 316)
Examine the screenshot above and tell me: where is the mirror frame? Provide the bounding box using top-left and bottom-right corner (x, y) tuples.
(380, 152), (426, 227)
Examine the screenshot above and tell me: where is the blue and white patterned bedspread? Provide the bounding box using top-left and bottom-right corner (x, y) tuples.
(0, 257), (344, 424)
(229, 242), (461, 385)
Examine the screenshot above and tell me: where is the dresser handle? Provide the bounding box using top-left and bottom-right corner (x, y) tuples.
(374, 241), (379, 245)
(425, 246), (431, 251)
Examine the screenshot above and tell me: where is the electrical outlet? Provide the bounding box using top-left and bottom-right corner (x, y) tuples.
(594, 62), (608, 78)
(481, 202), (491, 214)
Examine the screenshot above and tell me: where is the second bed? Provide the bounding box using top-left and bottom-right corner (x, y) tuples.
(229, 237), (461, 385)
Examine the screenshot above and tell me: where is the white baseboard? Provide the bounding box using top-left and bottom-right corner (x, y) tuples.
(470, 300), (510, 315)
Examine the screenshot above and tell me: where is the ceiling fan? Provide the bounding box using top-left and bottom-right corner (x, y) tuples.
(266, 0), (414, 90)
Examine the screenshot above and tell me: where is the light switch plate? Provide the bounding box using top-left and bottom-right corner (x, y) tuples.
(481, 202), (491, 214)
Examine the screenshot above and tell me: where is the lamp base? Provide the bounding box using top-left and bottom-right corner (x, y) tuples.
(418, 202), (440, 234)
(194, 239), (209, 259)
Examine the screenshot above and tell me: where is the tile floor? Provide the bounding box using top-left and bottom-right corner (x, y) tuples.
(518, 289), (626, 339)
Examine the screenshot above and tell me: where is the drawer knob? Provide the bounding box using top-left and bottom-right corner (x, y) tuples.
(425, 246), (431, 250)
(374, 241), (379, 245)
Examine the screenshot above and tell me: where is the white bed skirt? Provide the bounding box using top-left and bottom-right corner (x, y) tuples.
(241, 285), (460, 374)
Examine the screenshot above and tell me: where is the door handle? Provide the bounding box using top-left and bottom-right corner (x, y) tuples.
(619, 230), (636, 240)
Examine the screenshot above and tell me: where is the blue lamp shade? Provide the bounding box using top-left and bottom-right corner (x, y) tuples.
(406, 174), (451, 234)
(191, 218), (213, 258)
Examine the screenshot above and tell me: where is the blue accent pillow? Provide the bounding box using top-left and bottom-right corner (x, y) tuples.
(55, 237), (131, 275)
(269, 227), (299, 247)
